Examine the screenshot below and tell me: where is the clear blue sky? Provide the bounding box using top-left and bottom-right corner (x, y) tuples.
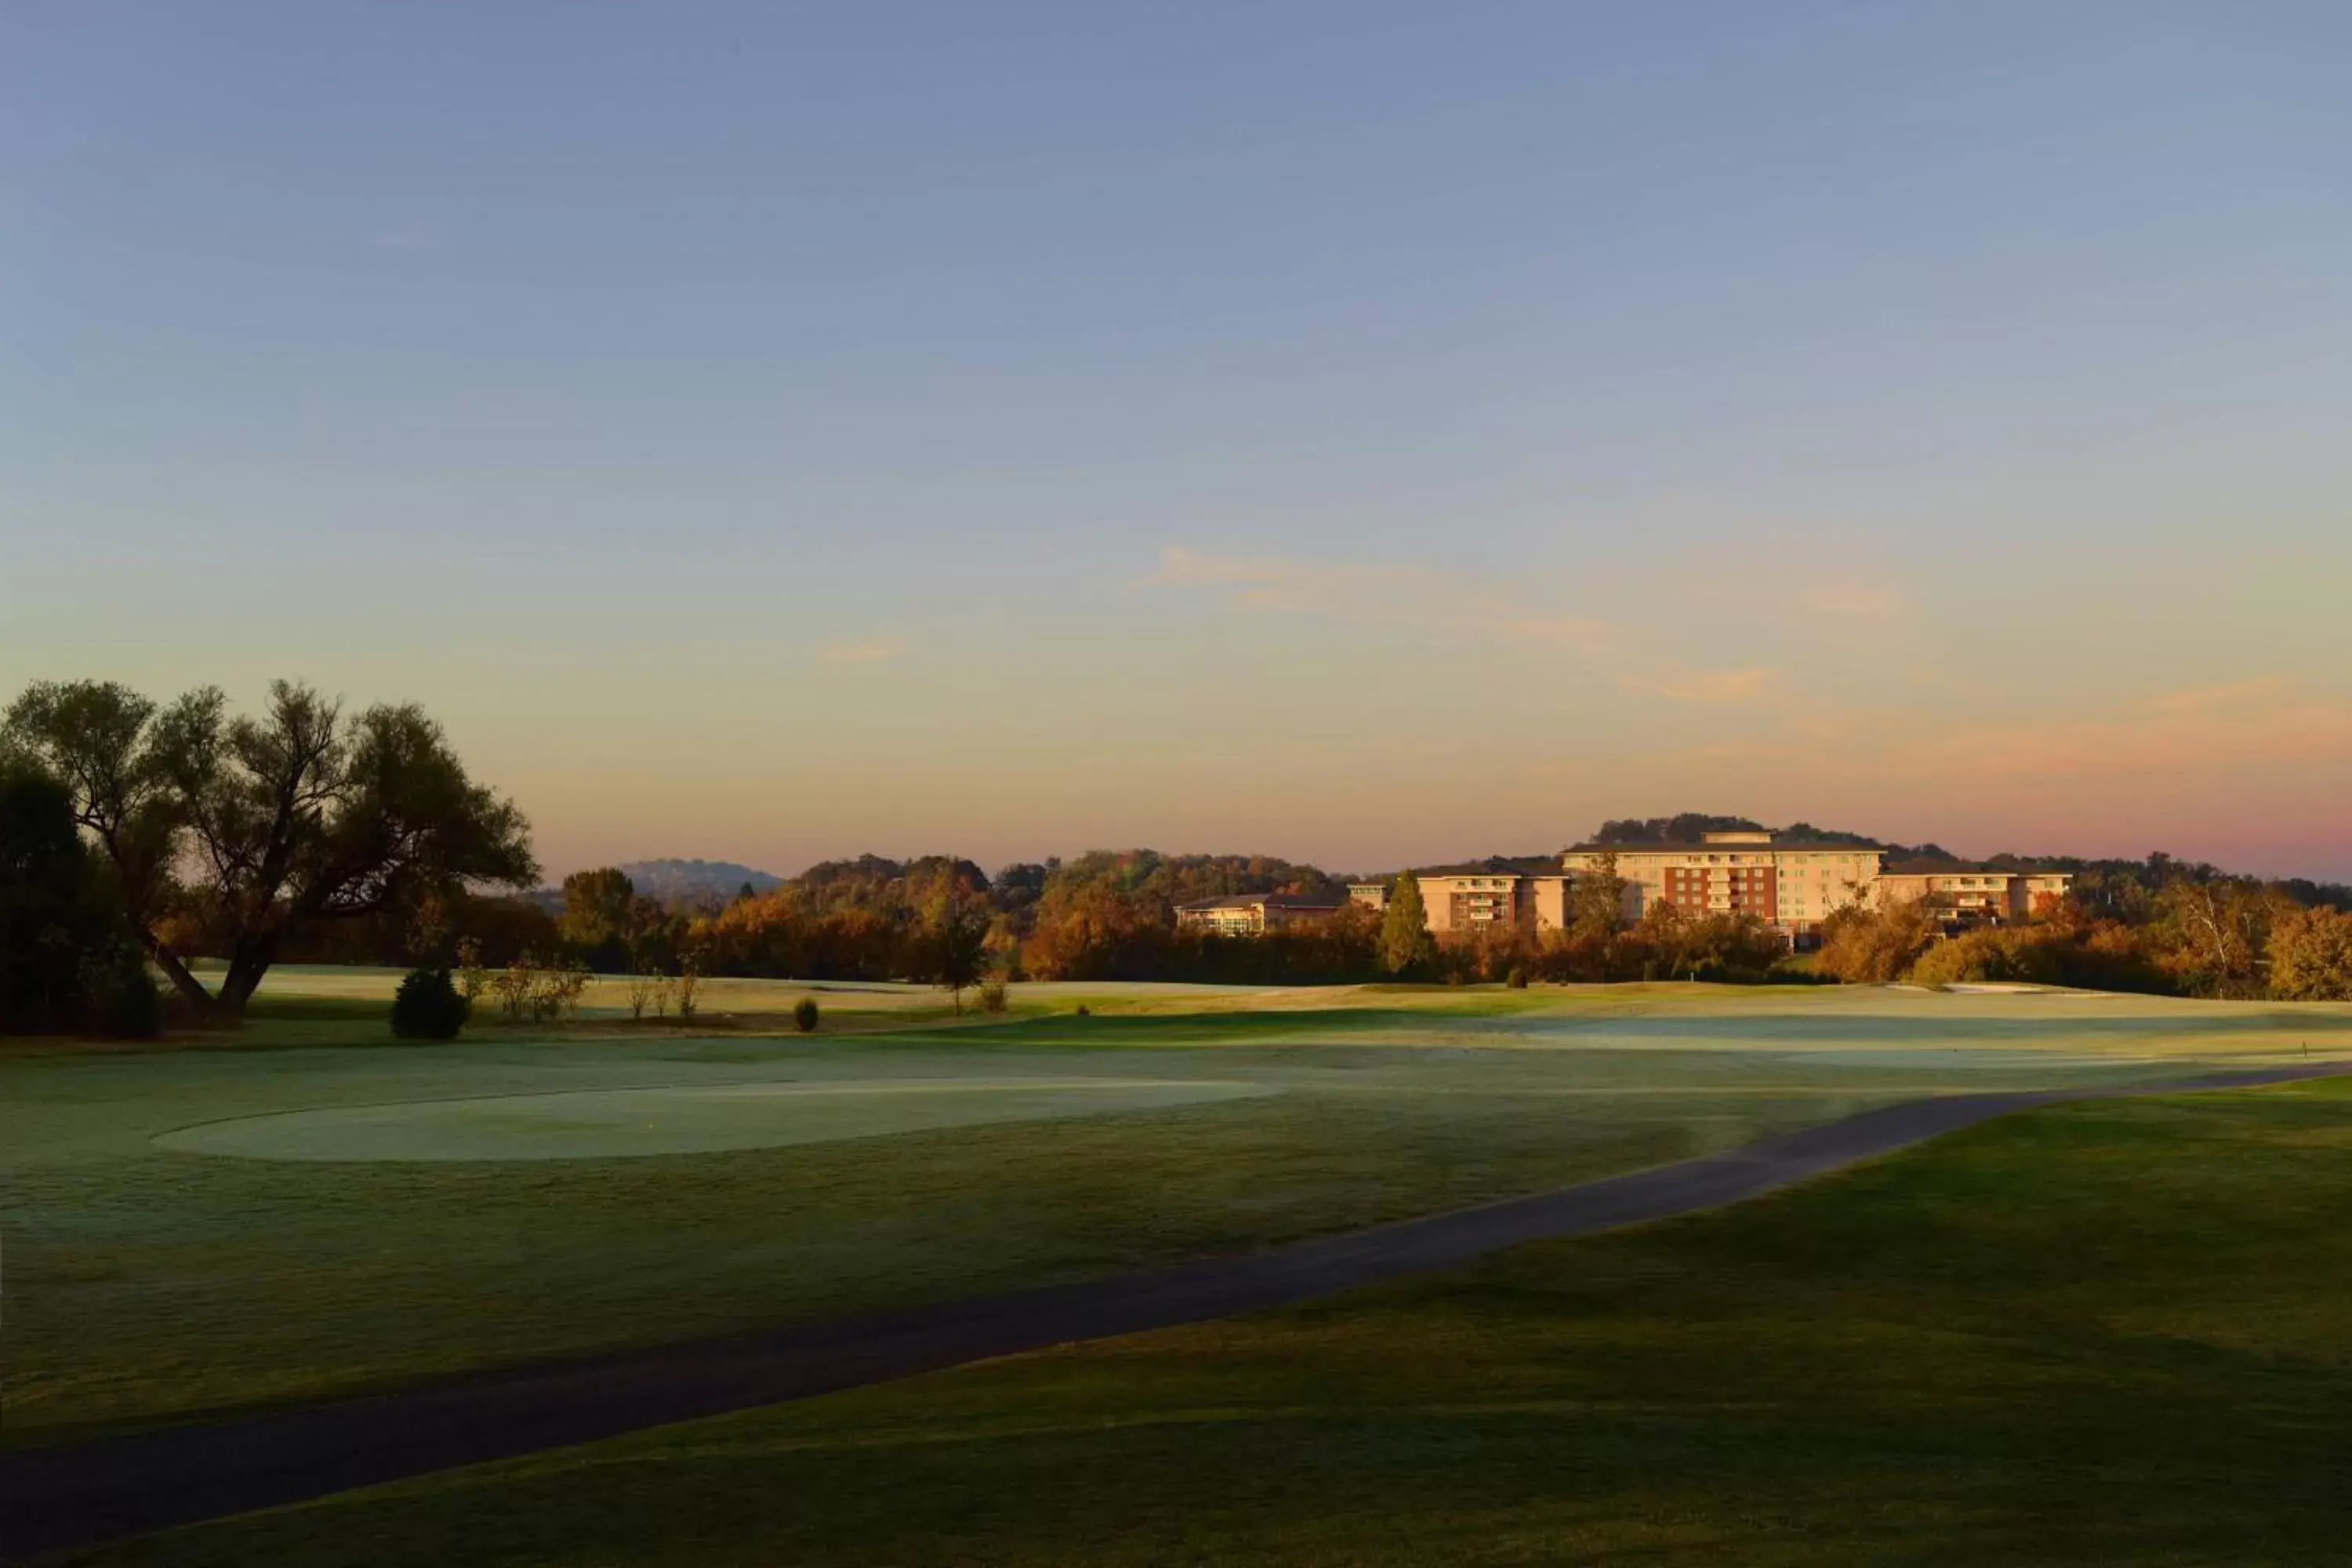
(8, 2), (2350, 879)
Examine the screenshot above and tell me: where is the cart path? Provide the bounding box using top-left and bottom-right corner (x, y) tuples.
(9, 1063), (2344, 1561)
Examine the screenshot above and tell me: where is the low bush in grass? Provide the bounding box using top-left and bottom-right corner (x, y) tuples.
(793, 996), (819, 1033)
(978, 979), (1009, 1013)
(390, 967), (470, 1040)
(1766, 955), (1835, 985)
(80, 944), (164, 1039)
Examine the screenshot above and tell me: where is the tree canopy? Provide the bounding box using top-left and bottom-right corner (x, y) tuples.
(4, 679), (536, 1013)
(0, 760), (150, 1033)
(1378, 873), (1437, 977)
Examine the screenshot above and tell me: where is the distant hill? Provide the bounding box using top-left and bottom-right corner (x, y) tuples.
(614, 858), (785, 903)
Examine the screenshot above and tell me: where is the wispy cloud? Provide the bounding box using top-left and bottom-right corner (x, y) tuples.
(1655, 561), (1912, 655)
(1621, 666), (1777, 705)
(1800, 579), (1910, 620)
(821, 637), (900, 666)
(1889, 678), (2352, 782)
(2143, 677), (2290, 714)
(1630, 676), (2351, 789)
(1141, 547), (1300, 589)
(1142, 546), (1617, 657)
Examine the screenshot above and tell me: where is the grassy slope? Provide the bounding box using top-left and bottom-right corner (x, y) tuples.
(6, 982), (2347, 1446)
(77, 1078), (2352, 1568)
(0, 1029), (1900, 1439)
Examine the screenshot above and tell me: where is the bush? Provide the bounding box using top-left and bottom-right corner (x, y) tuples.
(1766, 955), (1835, 985)
(390, 966), (470, 1040)
(2270, 906), (2352, 1000)
(1504, 965), (1529, 989)
(978, 978), (1009, 1014)
(793, 996), (819, 1033)
(1907, 928), (2063, 987)
(2, 765), (151, 1036)
(1817, 902), (1939, 983)
(80, 945), (162, 1040)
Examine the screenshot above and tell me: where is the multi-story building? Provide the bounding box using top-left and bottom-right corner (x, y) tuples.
(1347, 881), (1391, 912)
(1562, 830), (1886, 938)
(1174, 893), (1349, 937)
(1411, 859), (1570, 935)
(1385, 830), (2077, 946)
(1873, 860), (2074, 926)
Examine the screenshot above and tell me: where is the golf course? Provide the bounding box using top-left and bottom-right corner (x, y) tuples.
(8, 971), (2352, 1563)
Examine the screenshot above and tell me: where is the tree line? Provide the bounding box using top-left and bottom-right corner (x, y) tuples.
(1814, 869), (2352, 1000)
(526, 852), (1803, 989)
(8, 679), (2349, 1037)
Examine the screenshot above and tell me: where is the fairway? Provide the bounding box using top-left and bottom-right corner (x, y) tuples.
(155, 1076), (1276, 1162)
(8, 975), (2350, 1450)
(33, 1076), (2352, 1566)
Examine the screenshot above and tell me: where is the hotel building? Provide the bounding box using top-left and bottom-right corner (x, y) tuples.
(1174, 893), (1350, 937)
(1561, 829), (1886, 935)
(1382, 830), (2071, 945)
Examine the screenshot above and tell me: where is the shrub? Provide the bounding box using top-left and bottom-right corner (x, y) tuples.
(1766, 955), (1835, 985)
(1907, 928), (2063, 987)
(1817, 902), (1938, 983)
(2, 766), (154, 1036)
(1504, 965), (1530, 989)
(454, 937), (489, 1006)
(978, 978), (1009, 1013)
(793, 996), (819, 1033)
(390, 966), (470, 1040)
(624, 973), (659, 1019)
(81, 945), (163, 1040)
(1075, 1004), (1091, 1017)
(489, 952), (539, 1022)
(2270, 906), (2352, 1000)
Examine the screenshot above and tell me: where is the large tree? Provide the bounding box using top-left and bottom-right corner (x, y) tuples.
(560, 866), (637, 970)
(1, 760), (124, 1032)
(5, 679), (537, 1014)
(914, 884), (993, 1014)
(1570, 850), (1628, 937)
(1377, 873), (1438, 977)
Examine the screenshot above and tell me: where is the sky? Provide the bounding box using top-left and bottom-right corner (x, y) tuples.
(6, 2), (2350, 882)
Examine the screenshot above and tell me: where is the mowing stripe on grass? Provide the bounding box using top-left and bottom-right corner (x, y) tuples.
(8, 1062), (2344, 1562)
(151, 1078), (1276, 1162)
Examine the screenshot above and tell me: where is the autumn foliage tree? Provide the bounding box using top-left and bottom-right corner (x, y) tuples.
(1378, 873), (1438, 977)
(914, 883), (993, 1013)
(559, 867), (638, 970)
(1815, 898), (1938, 983)
(2267, 906), (2352, 1001)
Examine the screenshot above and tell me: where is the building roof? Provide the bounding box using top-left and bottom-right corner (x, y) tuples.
(1879, 858), (2071, 878)
(1174, 893), (1348, 912)
(1562, 841), (1887, 857)
(1413, 856), (1562, 879)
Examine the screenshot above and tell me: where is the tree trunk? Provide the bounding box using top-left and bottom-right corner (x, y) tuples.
(141, 932), (220, 1013)
(218, 932), (281, 1014)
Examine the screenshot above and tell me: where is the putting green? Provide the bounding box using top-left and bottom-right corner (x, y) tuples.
(154, 1078), (1276, 1163)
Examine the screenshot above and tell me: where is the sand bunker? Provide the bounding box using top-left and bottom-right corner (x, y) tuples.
(156, 1077), (1274, 1163)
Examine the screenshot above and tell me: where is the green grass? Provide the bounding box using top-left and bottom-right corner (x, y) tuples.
(74, 1077), (2352, 1567)
(6, 974), (2348, 1450)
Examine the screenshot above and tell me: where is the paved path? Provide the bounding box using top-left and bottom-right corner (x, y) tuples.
(8, 1063), (2343, 1560)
